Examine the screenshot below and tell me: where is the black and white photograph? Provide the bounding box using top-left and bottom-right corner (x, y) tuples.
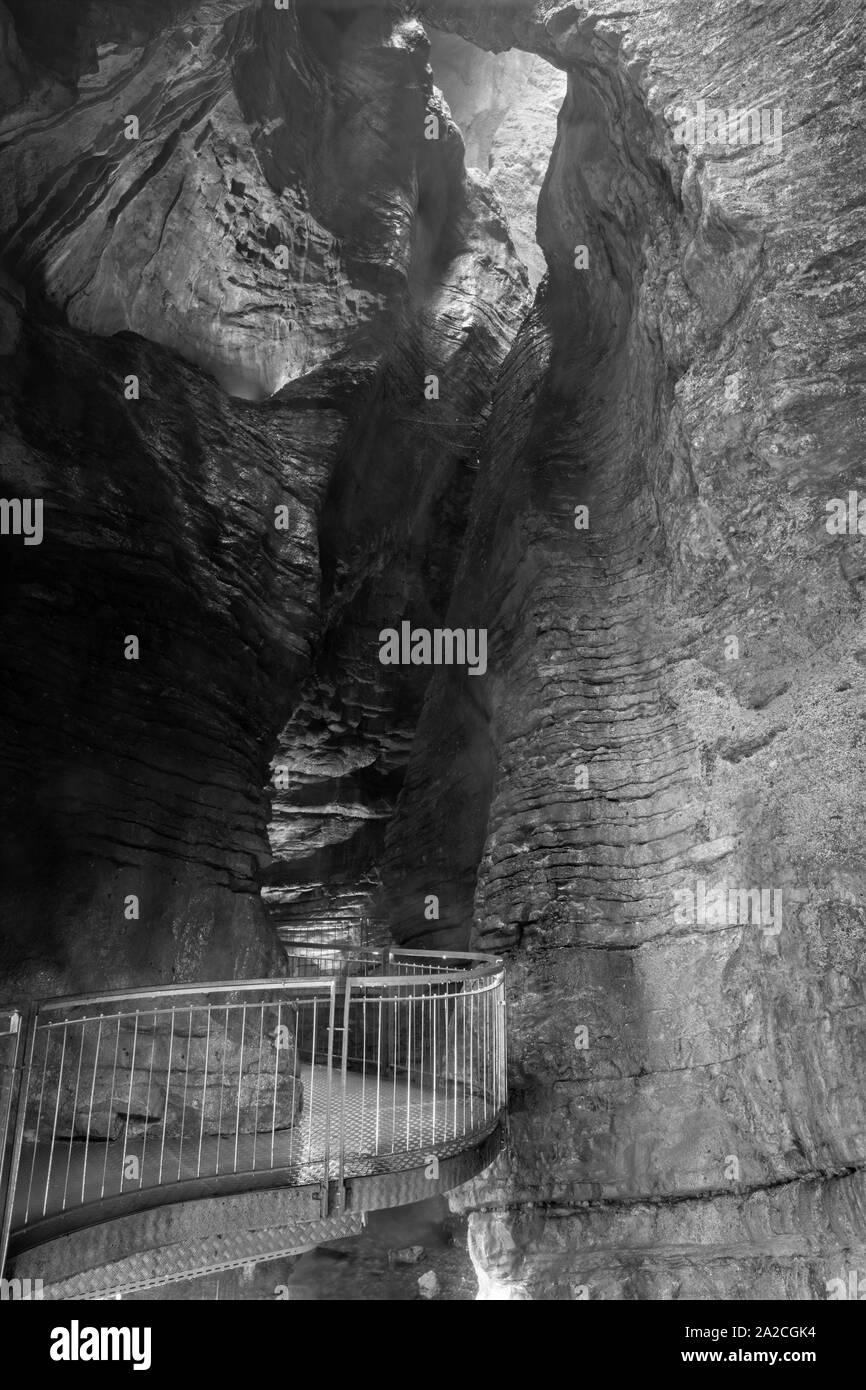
(0, 0), (864, 1352)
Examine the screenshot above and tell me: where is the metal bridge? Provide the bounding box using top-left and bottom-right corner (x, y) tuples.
(0, 947), (506, 1298)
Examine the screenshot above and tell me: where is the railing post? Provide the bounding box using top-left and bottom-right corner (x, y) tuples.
(384, 950), (394, 1079)
(336, 976), (352, 1211)
(320, 980), (337, 1219)
(0, 1005), (35, 1275)
(499, 974), (508, 1115)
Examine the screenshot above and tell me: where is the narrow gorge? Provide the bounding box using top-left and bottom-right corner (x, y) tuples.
(0, 0), (864, 1305)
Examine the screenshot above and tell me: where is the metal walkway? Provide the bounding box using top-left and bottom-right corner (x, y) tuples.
(0, 948), (506, 1297)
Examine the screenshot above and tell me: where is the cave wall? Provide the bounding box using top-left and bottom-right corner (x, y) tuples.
(0, 2), (476, 400)
(0, 309), (323, 997)
(264, 162), (528, 945)
(383, 0), (866, 1297)
(0, 0), (529, 995)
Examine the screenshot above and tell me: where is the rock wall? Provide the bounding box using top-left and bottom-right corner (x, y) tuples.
(0, 2), (458, 399)
(0, 312), (312, 997)
(0, 0), (528, 996)
(385, 0), (866, 1298)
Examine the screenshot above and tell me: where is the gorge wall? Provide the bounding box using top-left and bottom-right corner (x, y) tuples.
(1, 0), (864, 1301)
(391, 0), (866, 1299)
(0, 0), (528, 993)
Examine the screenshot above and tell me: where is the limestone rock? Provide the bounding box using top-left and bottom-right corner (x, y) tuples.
(389, 1244), (425, 1265)
(395, 0), (866, 1300)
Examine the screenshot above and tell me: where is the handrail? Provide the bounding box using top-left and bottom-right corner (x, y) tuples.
(33, 949), (503, 1012)
(0, 1007), (24, 1275)
(0, 949), (506, 1266)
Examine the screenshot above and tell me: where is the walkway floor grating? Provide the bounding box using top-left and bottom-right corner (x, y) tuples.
(12, 1063), (493, 1229)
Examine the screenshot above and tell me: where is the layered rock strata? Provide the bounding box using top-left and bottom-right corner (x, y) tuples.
(383, 0), (866, 1298)
(0, 0), (528, 995)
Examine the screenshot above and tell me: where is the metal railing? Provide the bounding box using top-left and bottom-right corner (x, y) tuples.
(280, 921), (393, 978)
(0, 950), (505, 1265)
(282, 941), (474, 979)
(0, 1008), (23, 1274)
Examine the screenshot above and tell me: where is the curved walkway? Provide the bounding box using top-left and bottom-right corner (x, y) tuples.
(0, 949), (506, 1297)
